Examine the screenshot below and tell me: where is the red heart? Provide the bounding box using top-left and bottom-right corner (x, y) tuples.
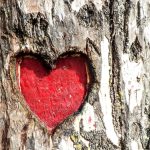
(17, 55), (88, 131)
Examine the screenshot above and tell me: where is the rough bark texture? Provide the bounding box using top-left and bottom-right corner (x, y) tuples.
(0, 0), (150, 149)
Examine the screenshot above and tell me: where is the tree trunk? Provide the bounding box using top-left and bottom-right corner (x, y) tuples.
(0, 0), (150, 149)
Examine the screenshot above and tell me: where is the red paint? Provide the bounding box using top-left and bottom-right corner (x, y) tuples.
(93, 123), (96, 128)
(18, 56), (88, 131)
(88, 116), (92, 123)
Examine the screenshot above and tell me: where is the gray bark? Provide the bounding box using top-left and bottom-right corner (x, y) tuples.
(0, 0), (150, 149)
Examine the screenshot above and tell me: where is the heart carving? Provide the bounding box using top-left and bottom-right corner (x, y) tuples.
(17, 55), (89, 131)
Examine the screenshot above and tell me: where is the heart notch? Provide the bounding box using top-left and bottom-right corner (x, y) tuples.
(17, 53), (91, 132)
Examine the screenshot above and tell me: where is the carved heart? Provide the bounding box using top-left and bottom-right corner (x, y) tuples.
(17, 55), (88, 131)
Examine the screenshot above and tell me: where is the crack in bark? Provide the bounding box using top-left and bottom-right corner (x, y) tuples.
(123, 0), (131, 53)
(109, 0), (128, 149)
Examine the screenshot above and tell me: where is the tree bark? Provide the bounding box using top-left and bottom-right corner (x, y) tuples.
(0, 0), (150, 149)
